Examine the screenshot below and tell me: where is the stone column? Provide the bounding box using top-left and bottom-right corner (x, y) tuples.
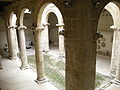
(110, 25), (118, 77)
(115, 30), (120, 83)
(8, 25), (18, 60)
(56, 24), (65, 57)
(34, 27), (47, 83)
(6, 27), (11, 57)
(18, 26), (29, 70)
(42, 22), (50, 52)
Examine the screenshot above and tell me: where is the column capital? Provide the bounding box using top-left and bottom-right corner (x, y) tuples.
(18, 25), (27, 30)
(59, 29), (65, 36)
(8, 25), (17, 29)
(56, 23), (64, 27)
(34, 26), (45, 32)
(43, 22), (50, 26)
(110, 25), (118, 31)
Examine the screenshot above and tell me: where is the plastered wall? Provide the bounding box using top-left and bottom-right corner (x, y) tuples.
(97, 9), (113, 57)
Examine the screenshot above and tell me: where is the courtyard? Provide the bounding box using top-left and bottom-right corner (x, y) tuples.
(27, 48), (113, 90)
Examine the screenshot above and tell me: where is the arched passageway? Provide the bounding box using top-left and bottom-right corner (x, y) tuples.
(35, 3), (65, 89)
(48, 12), (59, 52)
(41, 3), (65, 57)
(18, 8), (33, 70)
(95, 2), (120, 88)
(23, 9), (34, 50)
(96, 8), (114, 75)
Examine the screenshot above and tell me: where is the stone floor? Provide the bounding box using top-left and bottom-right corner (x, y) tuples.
(105, 83), (120, 90)
(1, 47), (120, 90)
(96, 55), (111, 76)
(0, 58), (58, 90)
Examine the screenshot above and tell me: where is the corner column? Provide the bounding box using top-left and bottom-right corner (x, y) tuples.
(18, 26), (29, 70)
(8, 25), (18, 60)
(110, 25), (118, 76)
(56, 23), (65, 57)
(42, 22), (50, 52)
(115, 29), (120, 83)
(34, 27), (47, 83)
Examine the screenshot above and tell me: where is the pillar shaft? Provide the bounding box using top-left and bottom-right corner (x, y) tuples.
(57, 24), (65, 57)
(18, 26), (29, 70)
(34, 27), (46, 81)
(110, 28), (118, 76)
(42, 23), (49, 52)
(115, 31), (120, 81)
(110, 31), (117, 75)
(6, 27), (11, 56)
(8, 26), (18, 60)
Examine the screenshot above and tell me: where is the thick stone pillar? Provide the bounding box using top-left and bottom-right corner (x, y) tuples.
(34, 27), (47, 83)
(110, 25), (118, 76)
(8, 26), (18, 60)
(65, 3), (96, 90)
(18, 26), (29, 70)
(56, 24), (65, 57)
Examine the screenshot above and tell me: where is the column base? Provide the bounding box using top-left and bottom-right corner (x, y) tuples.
(9, 56), (19, 61)
(59, 54), (65, 58)
(111, 78), (120, 85)
(43, 50), (49, 53)
(20, 65), (30, 70)
(109, 73), (115, 79)
(35, 77), (49, 84)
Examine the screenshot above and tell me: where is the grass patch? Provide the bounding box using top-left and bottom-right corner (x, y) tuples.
(55, 61), (65, 70)
(96, 73), (105, 88)
(27, 54), (111, 90)
(45, 67), (65, 89)
(44, 55), (54, 66)
(95, 73), (110, 89)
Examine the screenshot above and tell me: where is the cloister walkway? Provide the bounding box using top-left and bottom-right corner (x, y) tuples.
(0, 48), (120, 90)
(0, 58), (58, 90)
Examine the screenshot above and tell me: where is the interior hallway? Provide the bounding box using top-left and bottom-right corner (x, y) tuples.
(0, 58), (58, 90)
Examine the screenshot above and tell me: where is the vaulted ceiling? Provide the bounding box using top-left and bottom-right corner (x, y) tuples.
(0, 0), (20, 12)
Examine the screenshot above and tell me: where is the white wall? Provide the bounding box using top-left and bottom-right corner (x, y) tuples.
(48, 12), (59, 45)
(25, 31), (34, 47)
(24, 13), (34, 47)
(97, 9), (114, 57)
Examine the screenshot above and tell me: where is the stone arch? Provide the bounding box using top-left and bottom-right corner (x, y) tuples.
(96, 1), (120, 77)
(9, 11), (17, 26)
(37, 2), (64, 27)
(104, 2), (120, 27)
(41, 3), (64, 25)
(19, 7), (32, 26)
(37, 3), (65, 56)
(8, 11), (19, 60)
